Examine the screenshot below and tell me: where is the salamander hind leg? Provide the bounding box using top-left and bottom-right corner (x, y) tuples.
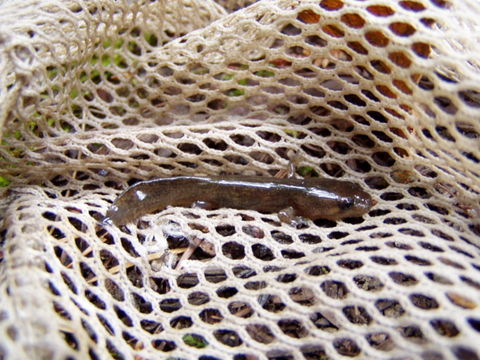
(192, 200), (218, 210)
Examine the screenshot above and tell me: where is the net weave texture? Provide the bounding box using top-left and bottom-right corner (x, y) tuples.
(0, 0), (479, 359)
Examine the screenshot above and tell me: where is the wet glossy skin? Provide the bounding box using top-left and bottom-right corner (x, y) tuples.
(105, 176), (374, 226)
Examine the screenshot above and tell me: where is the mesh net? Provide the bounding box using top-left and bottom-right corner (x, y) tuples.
(0, 0), (479, 359)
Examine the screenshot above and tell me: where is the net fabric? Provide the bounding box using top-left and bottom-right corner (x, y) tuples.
(0, 0), (479, 359)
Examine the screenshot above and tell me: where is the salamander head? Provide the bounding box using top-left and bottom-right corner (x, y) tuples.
(104, 204), (130, 226)
(294, 182), (375, 220)
(336, 193), (375, 218)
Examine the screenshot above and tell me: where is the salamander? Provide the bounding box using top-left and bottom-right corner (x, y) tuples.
(105, 175), (374, 226)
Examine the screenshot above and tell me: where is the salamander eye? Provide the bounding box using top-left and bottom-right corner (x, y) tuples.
(339, 198), (354, 210)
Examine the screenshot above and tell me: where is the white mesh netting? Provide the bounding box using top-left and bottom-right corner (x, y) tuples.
(0, 0), (479, 359)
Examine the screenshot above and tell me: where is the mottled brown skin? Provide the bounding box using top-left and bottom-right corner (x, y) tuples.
(106, 176), (374, 226)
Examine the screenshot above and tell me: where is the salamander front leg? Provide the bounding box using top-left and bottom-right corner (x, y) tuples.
(287, 150), (301, 179)
(278, 206), (309, 228)
(287, 159), (297, 179)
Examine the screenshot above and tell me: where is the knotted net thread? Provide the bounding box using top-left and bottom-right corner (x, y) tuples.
(0, 0), (479, 359)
